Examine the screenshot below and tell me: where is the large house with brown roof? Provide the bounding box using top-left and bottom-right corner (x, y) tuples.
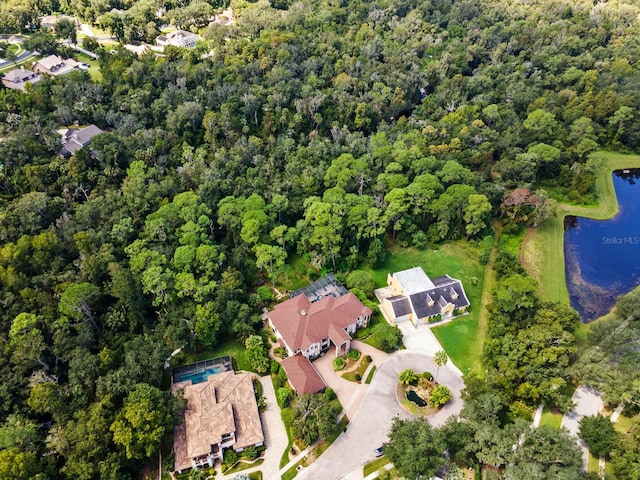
(267, 290), (372, 360)
(171, 371), (264, 473)
(378, 267), (470, 326)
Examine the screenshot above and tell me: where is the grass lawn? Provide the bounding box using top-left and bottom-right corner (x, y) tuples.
(521, 151), (640, 305)
(614, 413), (636, 434)
(341, 354), (371, 382)
(363, 456), (389, 477)
(365, 365), (376, 384)
(73, 51), (102, 81)
(538, 408), (563, 429)
(365, 242), (486, 375)
(360, 241), (487, 375)
(176, 337), (252, 372)
(276, 253), (317, 293)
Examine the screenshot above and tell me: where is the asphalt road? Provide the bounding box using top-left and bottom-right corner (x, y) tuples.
(298, 350), (464, 480)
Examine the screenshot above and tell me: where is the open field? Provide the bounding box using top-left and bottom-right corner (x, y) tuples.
(521, 151), (640, 304)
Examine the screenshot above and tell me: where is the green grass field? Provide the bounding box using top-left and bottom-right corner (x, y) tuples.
(73, 51), (102, 81)
(361, 242), (487, 375)
(363, 457), (389, 477)
(521, 151), (640, 305)
(538, 408), (563, 429)
(176, 337), (252, 372)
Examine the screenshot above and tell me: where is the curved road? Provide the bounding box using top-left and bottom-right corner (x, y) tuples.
(298, 350), (464, 480)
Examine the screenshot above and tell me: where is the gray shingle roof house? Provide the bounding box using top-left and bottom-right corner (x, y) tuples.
(57, 124), (103, 157)
(380, 267), (470, 326)
(1, 68), (41, 91)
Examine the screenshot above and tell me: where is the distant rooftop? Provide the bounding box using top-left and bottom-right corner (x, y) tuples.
(289, 273), (348, 302)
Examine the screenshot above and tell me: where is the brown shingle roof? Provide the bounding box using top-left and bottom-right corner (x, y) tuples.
(281, 355), (326, 395)
(172, 371), (264, 471)
(268, 292), (372, 353)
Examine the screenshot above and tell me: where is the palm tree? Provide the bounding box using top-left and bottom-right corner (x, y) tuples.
(434, 350), (448, 382)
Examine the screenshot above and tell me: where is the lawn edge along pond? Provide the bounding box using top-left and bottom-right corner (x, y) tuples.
(521, 151), (640, 322)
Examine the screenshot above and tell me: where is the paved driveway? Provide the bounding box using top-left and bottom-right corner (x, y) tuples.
(561, 386), (604, 471)
(298, 350), (464, 480)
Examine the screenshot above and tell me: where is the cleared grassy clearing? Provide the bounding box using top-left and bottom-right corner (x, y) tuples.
(521, 151), (640, 305)
(360, 242), (486, 375)
(538, 408), (563, 429)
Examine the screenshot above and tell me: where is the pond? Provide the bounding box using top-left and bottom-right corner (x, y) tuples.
(406, 389), (427, 407)
(564, 169), (640, 322)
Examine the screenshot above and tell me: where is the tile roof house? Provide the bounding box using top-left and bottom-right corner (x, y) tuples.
(281, 354), (326, 395)
(171, 371), (264, 473)
(380, 267), (470, 326)
(2, 68), (41, 91)
(156, 30), (200, 48)
(57, 124), (103, 157)
(267, 291), (372, 360)
(33, 55), (81, 77)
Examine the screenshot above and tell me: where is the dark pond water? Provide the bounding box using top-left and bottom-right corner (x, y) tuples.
(564, 169), (640, 322)
(406, 389), (427, 407)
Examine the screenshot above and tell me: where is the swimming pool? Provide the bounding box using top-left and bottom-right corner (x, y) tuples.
(172, 355), (233, 384)
(174, 365), (223, 384)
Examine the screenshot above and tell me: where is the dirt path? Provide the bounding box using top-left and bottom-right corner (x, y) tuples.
(475, 222), (502, 370)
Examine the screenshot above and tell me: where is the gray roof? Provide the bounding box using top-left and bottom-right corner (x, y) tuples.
(393, 267), (435, 294)
(387, 295), (412, 317)
(407, 274), (470, 319)
(59, 124), (103, 157)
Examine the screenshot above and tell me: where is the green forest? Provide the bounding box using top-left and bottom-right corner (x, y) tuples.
(1, 0), (640, 477)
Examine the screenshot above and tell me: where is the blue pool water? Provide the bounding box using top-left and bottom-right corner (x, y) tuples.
(564, 169), (640, 322)
(175, 365), (223, 384)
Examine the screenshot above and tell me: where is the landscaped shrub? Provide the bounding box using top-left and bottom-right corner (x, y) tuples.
(323, 387), (336, 401)
(273, 347), (286, 358)
(370, 323), (403, 352)
(244, 445), (259, 461)
(355, 373), (361, 382)
(333, 357), (345, 371)
(224, 449), (238, 468)
(270, 359), (280, 374)
(422, 371), (433, 381)
(365, 355), (372, 362)
(399, 369), (418, 385)
(277, 387), (292, 408)
(428, 314), (442, 323)
(257, 285), (275, 302)
(346, 349), (360, 361)
(428, 384), (452, 408)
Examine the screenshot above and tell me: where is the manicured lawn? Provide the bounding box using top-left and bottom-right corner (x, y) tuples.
(614, 413), (636, 434)
(176, 337), (252, 372)
(538, 408), (563, 429)
(73, 51), (102, 81)
(365, 365), (376, 384)
(363, 456), (389, 477)
(521, 151), (640, 304)
(361, 242), (487, 375)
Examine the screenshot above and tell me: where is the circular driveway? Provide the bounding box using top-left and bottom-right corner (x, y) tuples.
(298, 350), (464, 480)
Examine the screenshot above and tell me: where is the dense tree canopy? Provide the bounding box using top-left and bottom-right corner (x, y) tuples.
(1, 0), (640, 476)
